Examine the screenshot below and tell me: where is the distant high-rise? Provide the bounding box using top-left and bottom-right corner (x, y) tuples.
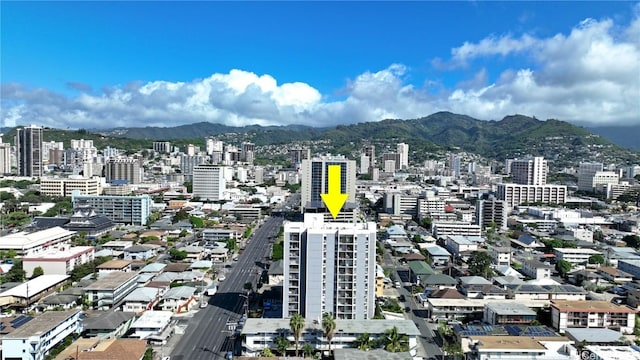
(180, 155), (207, 177)
(152, 141), (171, 154)
(300, 156), (356, 210)
(283, 214), (376, 320)
(382, 152), (401, 171)
(0, 138), (11, 175)
(290, 148), (311, 165)
(241, 142), (255, 164)
(16, 125), (43, 177)
(363, 145), (375, 172)
(511, 157), (547, 185)
(105, 158), (143, 184)
(449, 154), (461, 178)
(192, 164), (226, 201)
(476, 199), (508, 229)
(397, 143), (409, 169)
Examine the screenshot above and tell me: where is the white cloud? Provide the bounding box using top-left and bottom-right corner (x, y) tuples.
(1, 13), (639, 129)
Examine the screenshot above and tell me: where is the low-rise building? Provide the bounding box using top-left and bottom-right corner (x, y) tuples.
(22, 245), (94, 277)
(467, 335), (577, 360)
(596, 267), (633, 284)
(550, 300), (638, 334)
(159, 286), (197, 313)
(82, 311), (136, 339)
(1, 310), (82, 360)
(445, 236), (480, 257)
(123, 245), (156, 261)
(97, 259), (133, 274)
(129, 310), (173, 340)
(0, 274), (69, 308)
(85, 272), (139, 310)
(424, 245), (451, 266)
(582, 345), (640, 360)
(483, 302), (537, 325)
(0, 227), (75, 257)
(521, 259), (552, 280)
(554, 248), (602, 265)
(424, 298), (549, 321)
(242, 318), (421, 357)
(618, 259), (640, 279)
(490, 246), (511, 267)
(121, 287), (160, 314)
(433, 222), (482, 238)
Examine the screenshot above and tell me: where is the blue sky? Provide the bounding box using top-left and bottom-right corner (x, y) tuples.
(1, 1), (639, 129)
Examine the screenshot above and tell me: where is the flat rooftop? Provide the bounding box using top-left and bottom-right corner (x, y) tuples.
(0, 274), (69, 298)
(551, 300), (638, 313)
(5, 310), (80, 338)
(486, 302), (537, 316)
(0, 227), (75, 250)
(85, 272), (138, 290)
(243, 319), (420, 336)
(97, 259), (132, 269)
(471, 335), (570, 350)
(23, 246), (94, 261)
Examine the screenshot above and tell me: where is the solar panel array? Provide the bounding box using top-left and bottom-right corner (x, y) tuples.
(11, 316), (33, 328)
(504, 325), (558, 337)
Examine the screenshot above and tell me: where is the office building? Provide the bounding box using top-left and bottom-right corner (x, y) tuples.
(300, 156), (356, 211)
(0, 138), (11, 175)
(283, 214), (376, 320)
(40, 177), (101, 197)
(71, 192), (152, 225)
(382, 152), (401, 171)
(397, 142), (409, 169)
(476, 199), (508, 229)
(105, 158), (143, 184)
(192, 164), (226, 201)
(510, 157), (547, 185)
(578, 171), (620, 192)
(16, 125), (43, 177)
(497, 183), (567, 208)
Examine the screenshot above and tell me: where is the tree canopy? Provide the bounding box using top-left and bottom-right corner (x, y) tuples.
(467, 251), (493, 278)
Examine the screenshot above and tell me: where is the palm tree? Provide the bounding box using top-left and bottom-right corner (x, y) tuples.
(301, 343), (314, 358)
(354, 332), (374, 351)
(274, 335), (289, 356)
(322, 312), (336, 356)
(384, 326), (409, 353)
(290, 313), (305, 357)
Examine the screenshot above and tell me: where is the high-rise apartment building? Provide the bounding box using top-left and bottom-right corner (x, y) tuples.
(105, 158), (143, 184)
(192, 164), (226, 201)
(206, 138), (223, 155)
(42, 141), (64, 164)
(289, 148), (311, 165)
(283, 214), (376, 320)
(16, 125), (43, 177)
(180, 155), (207, 177)
(300, 156), (356, 210)
(152, 141), (171, 153)
(511, 157), (547, 185)
(397, 143), (409, 169)
(0, 138), (11, 175)
(449, 154), (461, 178)
(382, 152), (401, 171)
(241, 142), (255, 164)
(476, 199), (508, 229)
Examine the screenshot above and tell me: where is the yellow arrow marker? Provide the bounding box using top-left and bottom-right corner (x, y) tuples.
(321, 164), (348, 219)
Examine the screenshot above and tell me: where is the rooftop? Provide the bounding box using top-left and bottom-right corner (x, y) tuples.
(85, 272), (138, 291)
(131, 310), (173, 329)
(486, 302), (537, 316)
(0, 226), (75, 249)
(0, 274), (69, 299)
(584, 345), (640, 360)
(83, 311), (136, 330)
(5, 310), (80, 338)
(470, 335), (570, 350)
(242, 319), (420, 336)
(333, 348), (412, 360)
(564, 328), (626, 344)
(22, 246), (94, 261)
(551, 300), (638, 313)
(97, 259), (132, 269)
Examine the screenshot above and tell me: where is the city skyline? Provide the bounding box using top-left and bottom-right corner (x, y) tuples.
(1, 2), (639, 130)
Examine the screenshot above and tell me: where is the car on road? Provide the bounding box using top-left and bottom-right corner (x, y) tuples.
(398, 294), (406, 302)
(218, 275), (226, 281)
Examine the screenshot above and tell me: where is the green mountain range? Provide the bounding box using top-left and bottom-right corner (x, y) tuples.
(2, 112), (638, 168)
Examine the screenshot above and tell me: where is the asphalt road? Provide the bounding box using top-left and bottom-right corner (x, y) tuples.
(381, 241), (443, 359)
(170, 201), (295, 360)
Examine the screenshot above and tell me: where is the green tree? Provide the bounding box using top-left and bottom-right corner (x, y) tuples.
(354, 332), (374, 351)
(322, 312), (336, 355)
(556, 260), (573, 277)
(172, 209), (189, 223)
(290, 313), (305, 357)
(274, 335), (289, 356)
(383, 326), (409, 352)
(3, 260), (26, 283)
(467, 251), (493, 278)
(443, 342), (463, 359)
(31, 266), (44, 279)
(301, 343), (314, 358)
(588, 254), (605, 265)
(189, 216), (204, 228)
(142, 347), (154, 360)
(169, 249), (187, 261)
(261, 348), (275, 357)
(622, 235), (640, 248)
